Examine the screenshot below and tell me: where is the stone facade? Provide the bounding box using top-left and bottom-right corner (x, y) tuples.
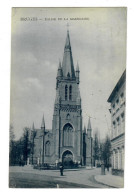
(30, 31), (93, 167)
(107, 70), (126, 174)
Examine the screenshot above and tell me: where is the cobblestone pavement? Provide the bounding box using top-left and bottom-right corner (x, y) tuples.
(9, 166), (119, 188)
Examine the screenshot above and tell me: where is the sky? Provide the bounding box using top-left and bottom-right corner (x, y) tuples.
(10, 7), (126, 140)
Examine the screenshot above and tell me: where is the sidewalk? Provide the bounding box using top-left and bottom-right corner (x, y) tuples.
(94, 170), (124, 188)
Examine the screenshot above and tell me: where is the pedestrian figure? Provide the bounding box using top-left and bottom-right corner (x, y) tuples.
(59, 163), (64, 176)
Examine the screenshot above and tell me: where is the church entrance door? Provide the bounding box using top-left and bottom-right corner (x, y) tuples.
(62, 150), (73, 169)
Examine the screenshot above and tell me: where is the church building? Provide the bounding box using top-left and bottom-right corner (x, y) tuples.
(30, 30), (93, 167)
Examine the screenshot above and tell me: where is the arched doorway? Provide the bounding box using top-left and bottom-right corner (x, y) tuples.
(62, 150), (73, 168)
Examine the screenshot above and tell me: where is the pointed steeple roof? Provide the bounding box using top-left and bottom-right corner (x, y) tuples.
(65, 30), (71, 49)
(32, 122), (35, 131)
(87, 117), (92, 138)
(62, 30), (75, 78)
(84, 125), (86, 134)
(87, 117), (92, 130)
(58, 60), (62, 69)
(57, 60), (62, 77)
(76, 62), (79, 72)
(41, 114), (45, 129)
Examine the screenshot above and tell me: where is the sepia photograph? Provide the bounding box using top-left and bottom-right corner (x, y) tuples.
(9, 7), (126, 188)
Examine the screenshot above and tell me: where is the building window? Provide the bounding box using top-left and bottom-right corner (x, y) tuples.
(112, 104), (115, 114)
(65, 85), (68, 100)
(116, 117), (120, 135)
(113, 121), (116, 128)
(66, 113), (70, 120)
(63, 123), (73, 147)
(116, 98), (119, 105)
(120, 92), (124, 104)
(113, 121), (116, 137)
(69, 85), (72, 100)
(121, 92), (124, 98)
(121, 112), (125, 122)
(121, 112), (125, 133)
(112, 103), (115, 109)
(45, 141), (50, 156)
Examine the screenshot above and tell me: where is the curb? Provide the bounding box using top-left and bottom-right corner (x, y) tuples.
(93, 175), (117, 188)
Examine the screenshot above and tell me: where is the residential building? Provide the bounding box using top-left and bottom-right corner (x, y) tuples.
(107, 70), (126, 175)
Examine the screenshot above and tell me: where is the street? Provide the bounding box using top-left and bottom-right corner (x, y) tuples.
(9, 166), (111, 188)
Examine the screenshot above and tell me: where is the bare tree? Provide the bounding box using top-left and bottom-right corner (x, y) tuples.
(9, 124), (16, 165)
(30, 130), (37, 164)
(93, 132), (100, 166)
(100, 135), (111, 171)
(22, 127), (31, 165)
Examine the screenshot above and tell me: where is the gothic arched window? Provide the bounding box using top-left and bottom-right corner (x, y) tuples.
(65, 85), (68, 100)
(66, 113), (70, 120)
(45, 141), (50, 156)
(63, 123), (73, 147)
(69, 85), (72, 100)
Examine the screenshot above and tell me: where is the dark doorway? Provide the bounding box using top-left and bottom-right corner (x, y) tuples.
(62, 150), (74, 169)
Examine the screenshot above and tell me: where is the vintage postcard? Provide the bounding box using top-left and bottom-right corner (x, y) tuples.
(10, 7), (126, 188)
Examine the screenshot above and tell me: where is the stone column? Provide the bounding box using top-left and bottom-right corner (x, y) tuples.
(122, 147), (124, 170)
(113, 150), (116, 169)
(117, 148), (121, 169)
(115, 150), (118, 169)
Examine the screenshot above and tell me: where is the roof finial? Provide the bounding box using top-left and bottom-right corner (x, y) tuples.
(32, 122), (35, 130)
(84, 125), (86, 134)
(87, 116), (92, 130)
(58, 59), (61, 69)
(41, 114), (45, 129)
(67, 23), (70, 32)
(76, 61), (79, 71)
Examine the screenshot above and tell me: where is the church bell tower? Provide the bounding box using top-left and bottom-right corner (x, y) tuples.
(52, 30), (82, 165)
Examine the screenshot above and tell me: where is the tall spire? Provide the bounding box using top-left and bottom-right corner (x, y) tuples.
(65, 30), (71, 49)
(87, 117), (92, 137)
(32, 122), (35, 131)
(76, 61), (80, 84)
(62, 30), (75, 78)
(57, 60), (62, 77)
(84, 125), (86, 134)
(76, 61), (79, 72)
(87, 117), (92, 130)
(58, 60), (62, 69)
(41, 114), (45, 129)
